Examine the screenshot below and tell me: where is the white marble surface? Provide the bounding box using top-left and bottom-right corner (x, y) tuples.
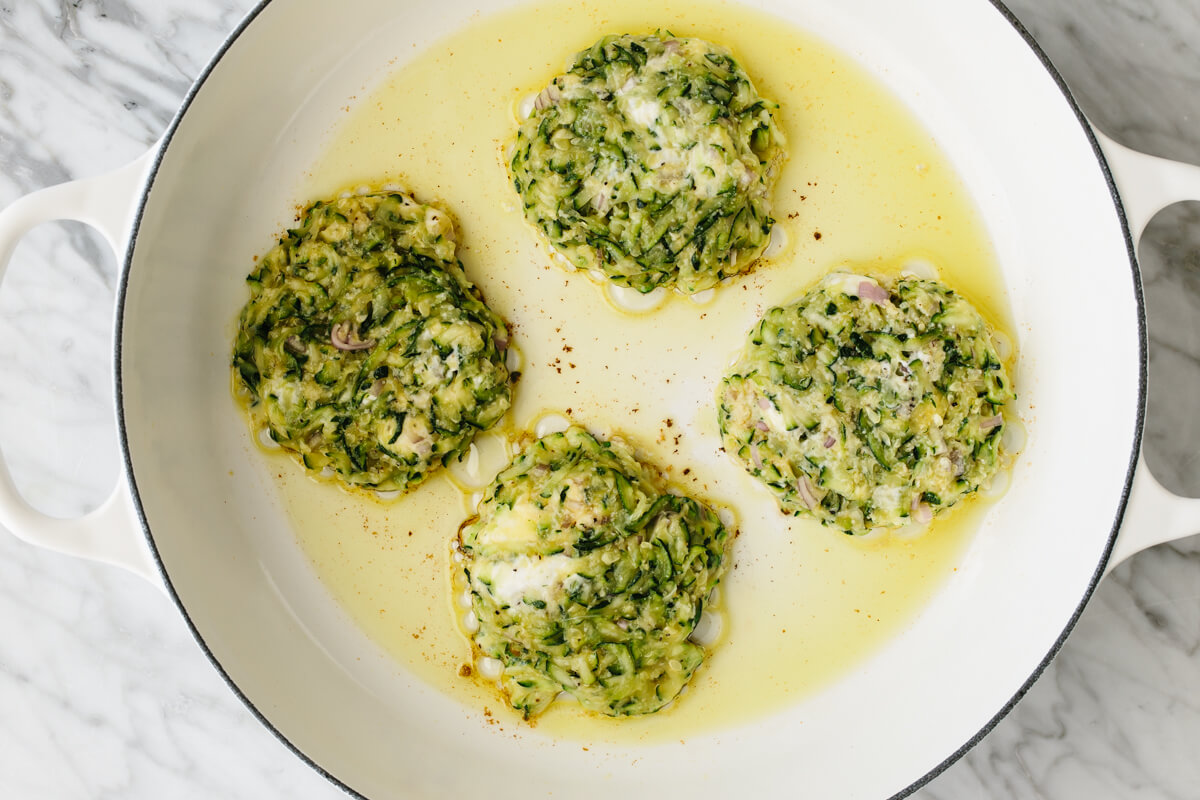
(0, 0), (1197, 797)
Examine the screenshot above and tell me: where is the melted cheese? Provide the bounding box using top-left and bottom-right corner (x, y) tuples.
(471, 499), (543, 550)
(483, 553), (580, 605)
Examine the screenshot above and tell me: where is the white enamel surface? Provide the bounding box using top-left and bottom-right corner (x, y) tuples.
(1092, 130), (1200, 566)
(0, 152), (160, 584)
(1110, 455), (1200, 572)
(11, 1), (1200, 799)
(1099, 130), (1200, 242)
(109, 0), (1141, 798)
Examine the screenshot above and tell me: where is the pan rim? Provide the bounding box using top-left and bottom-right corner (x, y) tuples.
(110, 1), (1148, 798)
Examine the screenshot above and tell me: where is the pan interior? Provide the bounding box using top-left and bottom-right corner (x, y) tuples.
(118, 0), (1139, 797)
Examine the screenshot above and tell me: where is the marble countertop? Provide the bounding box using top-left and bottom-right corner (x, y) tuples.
(1, 1), (1197, 797)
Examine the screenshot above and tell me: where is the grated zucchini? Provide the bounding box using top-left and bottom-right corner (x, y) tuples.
(717, 272), (1015, 533)
(458, 426), (730, 718)
(232, 191), (512, 493)
(510, 32), (786, 294)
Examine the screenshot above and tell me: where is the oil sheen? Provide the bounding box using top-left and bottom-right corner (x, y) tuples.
(268, 0), (1015, 744)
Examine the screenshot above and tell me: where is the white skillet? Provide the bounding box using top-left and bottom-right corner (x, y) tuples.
(1, 0), (1199, 797)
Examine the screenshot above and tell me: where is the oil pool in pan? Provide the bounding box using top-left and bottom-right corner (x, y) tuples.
(245, 0), (1018, 743)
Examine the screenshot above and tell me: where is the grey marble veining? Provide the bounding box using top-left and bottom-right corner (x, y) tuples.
(0, 1), (1197, 798)
(1142, 202), (1200, 497)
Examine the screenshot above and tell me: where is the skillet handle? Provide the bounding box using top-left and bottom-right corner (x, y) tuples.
(1093, 128), (1200, 572)
(0, 148), (163, 589)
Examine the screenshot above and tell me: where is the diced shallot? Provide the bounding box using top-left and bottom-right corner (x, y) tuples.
(857, 280), (891, 306)
(979, 415), (1004, 431)
(411, 436), (433, 458)
(755, 420), (770, 432)
(750, 445), (763, 469)
(914, 502), (934, 524)
(796, 475), (820, 510)
(823, 434), (836, 448)
(330, 322), (374, 351)
(533, 83), (562, 111)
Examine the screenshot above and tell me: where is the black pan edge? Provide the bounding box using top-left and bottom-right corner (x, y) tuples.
(113, 1), (367, 797)
(110, 2), (1149, 800)
(888, 1), (1148, 798)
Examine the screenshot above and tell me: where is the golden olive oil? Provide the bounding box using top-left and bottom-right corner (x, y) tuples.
(264, 0), (1014, 744)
